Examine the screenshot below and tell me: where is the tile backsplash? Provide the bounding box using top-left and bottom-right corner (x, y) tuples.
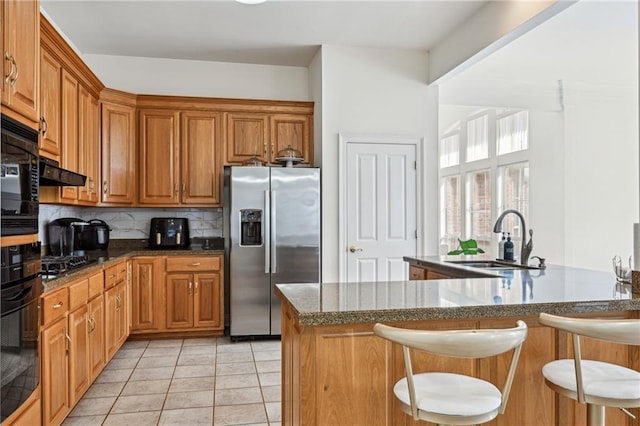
(39, 205), (222, 245)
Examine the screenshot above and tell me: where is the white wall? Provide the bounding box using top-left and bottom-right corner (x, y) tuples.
(319, 45), (436, 282)
(562, 82), (639, 271)
(83, 54), (310, 101)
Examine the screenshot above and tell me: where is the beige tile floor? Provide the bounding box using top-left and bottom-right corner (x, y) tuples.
(62, 337), (282, 426)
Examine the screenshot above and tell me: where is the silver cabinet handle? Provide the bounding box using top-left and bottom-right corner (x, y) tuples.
(108, 274), (116, 279)
(190, 262), (201, 267)
(53, 302), (64, 309)
(195, 281), (199, 291)
(189, 282), (193, 294)
(174, 184), (179, 196)
(103, 181), (108, 195)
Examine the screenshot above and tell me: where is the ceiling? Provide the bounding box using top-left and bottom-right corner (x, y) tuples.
(40, 0), (487, 67)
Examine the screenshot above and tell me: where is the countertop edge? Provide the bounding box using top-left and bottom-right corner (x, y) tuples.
(292, 299), (640, 326)
(42, 249), (225, 292)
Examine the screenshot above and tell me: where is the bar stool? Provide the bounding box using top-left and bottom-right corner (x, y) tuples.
(539, 313), (640, 426)
(373, 321), (527, 425)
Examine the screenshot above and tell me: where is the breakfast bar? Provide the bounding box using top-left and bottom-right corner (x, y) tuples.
(275, 257), (640, 426)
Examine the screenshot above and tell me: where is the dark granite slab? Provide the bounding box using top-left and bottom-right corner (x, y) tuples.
(275, 257), (640, 326)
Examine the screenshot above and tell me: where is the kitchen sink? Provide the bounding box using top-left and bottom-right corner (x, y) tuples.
(445, 260), (538, 270)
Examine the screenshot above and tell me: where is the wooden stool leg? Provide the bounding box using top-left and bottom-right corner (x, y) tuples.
(586, 404), (605, 426)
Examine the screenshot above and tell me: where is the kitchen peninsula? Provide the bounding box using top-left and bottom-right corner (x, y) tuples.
(275, 256), (640, 426)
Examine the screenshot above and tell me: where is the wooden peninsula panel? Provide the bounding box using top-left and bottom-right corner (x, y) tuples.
(280, 300), (639, 426)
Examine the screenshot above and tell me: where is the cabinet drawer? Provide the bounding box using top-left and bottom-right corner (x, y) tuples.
(105, 261), (127, 288)
(166, 256), (220, 272)
(69, 278), (89, 311)
(104, 265), (119, 288)
(42, 287), (69, 326)
(88, 272), (104, 299)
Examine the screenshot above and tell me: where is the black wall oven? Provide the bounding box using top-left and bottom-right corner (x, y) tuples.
(1, 114), (39, 236)
(0, 242), (41, 421)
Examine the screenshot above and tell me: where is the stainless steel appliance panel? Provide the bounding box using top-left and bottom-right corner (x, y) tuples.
(229, 167), (271, 336)
(269, 168), (320, 334)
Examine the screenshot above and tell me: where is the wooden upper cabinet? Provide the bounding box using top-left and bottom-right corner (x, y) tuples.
(225, 111), (313, 165)
(60, 69), (79, 202)
(181, 111), (221, 205)
(101, 100), (136, 205)
(78, 87), (99, 204)
(1, 0), (39, 127)
(224, 112), (269, 164)
(270, 114), (312, 165)
(39, 48), (62, 161)
(138, 109), (181, 205)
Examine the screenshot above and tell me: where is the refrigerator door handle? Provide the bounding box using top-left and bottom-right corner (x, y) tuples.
(271, 190), (277, 273)
(264, 190), (270, 274)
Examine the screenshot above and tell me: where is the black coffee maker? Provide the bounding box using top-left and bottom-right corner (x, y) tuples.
(47, 218), (93, 256)
(148, 218), (190, 249)
(47, 218), (111, 255)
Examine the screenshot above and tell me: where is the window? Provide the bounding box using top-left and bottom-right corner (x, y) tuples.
(439, 109), (529, 257)
(466, 115), (488, 162)
(467, 169), (492, 247)
(439, 175), (461, 251)
(497, 111), (529, 155)
(439, 133), (460, 168)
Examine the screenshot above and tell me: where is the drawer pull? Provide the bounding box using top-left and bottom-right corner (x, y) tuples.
(190, 262), (201, 267)
(53, 302), (64, 309)
(109, 274), (116, 279)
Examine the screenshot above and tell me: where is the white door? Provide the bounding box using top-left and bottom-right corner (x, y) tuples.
(345, 141), (417, 282)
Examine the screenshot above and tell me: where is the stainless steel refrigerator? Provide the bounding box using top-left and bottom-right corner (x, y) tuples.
(223, 166), (321, 337)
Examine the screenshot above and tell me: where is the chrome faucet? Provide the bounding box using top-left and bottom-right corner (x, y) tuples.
(492, 209), (533, 266)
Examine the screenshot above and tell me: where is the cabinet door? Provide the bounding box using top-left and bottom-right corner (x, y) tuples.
(68, 305), (90, 406)
(224, 112), (269, 164)
(101, 102), (136, 205)
(181, 111), (221, 205)
(116, 281), (128, 348)
(166, 273), (193, 329)
(88, 294), (105, 382)
(1, 0), (39, 125)
(39, 48), (61, 160)
(139, 109), (181, 205)
(270, 114), (312, 164)
(104, 285), (118, 361)
(78, 87), (99, 204)
(193, 272), (222, 329)
(60, 69), (78, 202)
(42, 318), (69, 426)
(131, 257), (164, 332)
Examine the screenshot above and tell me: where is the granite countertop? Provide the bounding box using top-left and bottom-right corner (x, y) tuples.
(275, 256), (640, 326)
(42, 247), (225, 292)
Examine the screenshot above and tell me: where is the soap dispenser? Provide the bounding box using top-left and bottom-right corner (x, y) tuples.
(504, 232), (515, 261)
(498, 232), (506, 260)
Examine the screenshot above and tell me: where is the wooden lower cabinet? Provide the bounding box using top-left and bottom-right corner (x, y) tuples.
(41, 317), (69, 426)
(164, 256), (224, 333)
(131, 257), (165, 333)
(166, 272), (222, 330)
(280, 305), (639, 426)
(105, 281), (127, 360)
(68, 305), (90, 406)
(88, 294), (105, 382)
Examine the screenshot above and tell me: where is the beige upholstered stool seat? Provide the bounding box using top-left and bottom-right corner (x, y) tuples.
(543, 359), (640, 405)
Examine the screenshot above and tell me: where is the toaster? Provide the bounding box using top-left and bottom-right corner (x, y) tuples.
(148, 218), (190, 249)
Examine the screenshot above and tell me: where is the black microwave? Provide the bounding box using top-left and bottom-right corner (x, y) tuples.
(1, 114), (39, 236)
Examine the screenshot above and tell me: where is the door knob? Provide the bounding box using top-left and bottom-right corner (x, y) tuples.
(349, 246), (363, 253)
